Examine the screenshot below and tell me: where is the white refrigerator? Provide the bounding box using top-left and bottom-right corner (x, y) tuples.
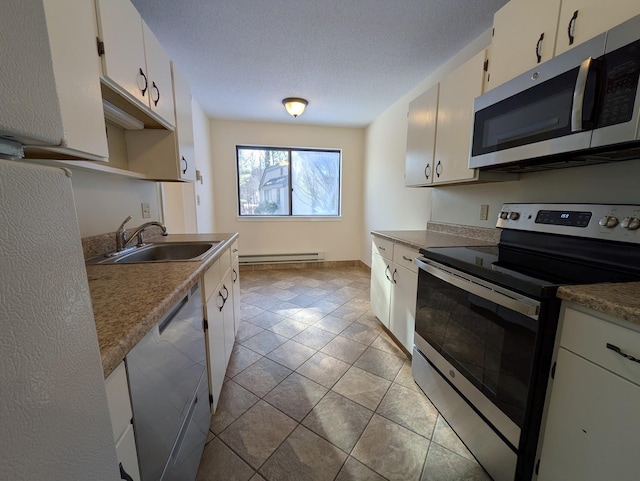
(0, 158), (120, 480)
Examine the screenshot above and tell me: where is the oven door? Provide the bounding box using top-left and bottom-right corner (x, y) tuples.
(414, 257), (541, 450)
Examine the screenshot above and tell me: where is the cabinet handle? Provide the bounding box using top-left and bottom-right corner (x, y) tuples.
(402, 255), (413, 262)
(119, 463), (134, 481)
(606, 343), (640, 364)
(384, 265), (391, 281)
(138, 68), (148, 96)
(217, 291), (225, 311)
(232, 268), (238, 283)
(424, 163), (431, 180)
(392, 268), (397, 284)
(378, 246), (386, 251)
(567, 10), (578, 45)
(535, 32), (544, 64)
(435, 160), (442, 178)
(222, 284), (229, 301)
(181, 156), (188, 175)
(152, 81), (160, 106)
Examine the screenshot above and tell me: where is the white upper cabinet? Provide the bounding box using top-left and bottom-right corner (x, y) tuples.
(143, 22), (176, 128)
(172, 64), (196, 182)
(488, 0), (562, 90)
(432, 50), (486, 184)
(405, 84), (438, 187)
(95, 0), (175, 129)
(405, 50), (512, 187)
(555, 0), (640, 56)
(0, 0), (108, 161)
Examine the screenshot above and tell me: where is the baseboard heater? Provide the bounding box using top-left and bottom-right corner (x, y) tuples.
(239, 252), (325, 264)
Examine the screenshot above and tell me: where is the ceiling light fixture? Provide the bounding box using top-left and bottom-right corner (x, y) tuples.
(282, 97), (308, 118)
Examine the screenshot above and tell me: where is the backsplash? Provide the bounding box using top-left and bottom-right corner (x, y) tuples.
(82, 225), (166, 260)
(426, 221), (501, 243)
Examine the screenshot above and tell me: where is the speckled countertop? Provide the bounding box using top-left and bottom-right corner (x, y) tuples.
(372, 222), (500, 251)
(87, 233), (237, 378)
(558, 283), (640, 326)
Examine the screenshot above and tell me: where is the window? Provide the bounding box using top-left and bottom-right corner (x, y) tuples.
(236, 146), (341, 217)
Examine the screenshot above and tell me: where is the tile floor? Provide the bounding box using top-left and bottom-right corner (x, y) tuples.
(196, 266), (491, 481)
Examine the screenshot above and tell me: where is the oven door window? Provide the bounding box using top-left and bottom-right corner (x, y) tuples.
(415, 271), (537, 428)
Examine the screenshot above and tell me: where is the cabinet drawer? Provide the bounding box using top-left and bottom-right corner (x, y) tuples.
(372, 237), (393, 260)
(219, 246), (232, 273)
(392, 244), (419, 274)
(561, 307), (640, 386)
(230, 240), (239, 260)
(104, 361), (132, 443)
(203, 259), (221, 301)
(115, 424), (141, 481)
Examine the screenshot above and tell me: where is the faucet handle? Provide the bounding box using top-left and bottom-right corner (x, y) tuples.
(115, 215), (133, 251)
(117, 215), (132, 232)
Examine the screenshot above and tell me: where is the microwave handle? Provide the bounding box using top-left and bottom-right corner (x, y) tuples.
(571, 57), (592, 132)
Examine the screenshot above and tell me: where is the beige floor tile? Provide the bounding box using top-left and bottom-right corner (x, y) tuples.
(314, 315), (352, 334)
(233, 357), (292, 397)
(266, 300), (303, 317)
(296, 352), (351, 388)
(292, 326), (337, 350)
(240, 302), (265, 320)
(394, 360), (421, 392)
(321, 336), (369, 364)
(339, 322), (380, 346)
(371, 330), (407, 358)
(421, 443), (490, 481)
(267, 318), (309, 338)
(226, 344), (263, 378)
(240, 329), (288, 355)
(332, 366), (391, 411)
(235, 320), (265, 343)
(302, 391), (373, 452)
(245, 310), (286, 329)
(259, 425), (348, 481)
(219, 400), (297, 469)
(354, 346), (405, 381)
(331, 304), (368, 322)
(376, 383), (439, 439)
(249, 474), (265, 481)
(241, 292), (282, 310)
(266, 339), (317, 370)
(335, 456), (387, 481)
(288, 293), (321, 307)
(352, 414), (430, 481)
(264, 372), (328, 421)
(196, 438), (254, 481)
(308, 298), (342, 314)
(210, 380), (259, 434)
(291, 306), (327, 324)
(354, 311), (384, 331)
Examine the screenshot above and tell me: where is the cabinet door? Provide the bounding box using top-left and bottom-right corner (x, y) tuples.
(95, 0), (148, 107)
(221, 268), (236, 366)
(142, 22), (175, 128)
(555, 0), (640, 56)
(231, 258), (241, 336)
(538, 348), (640, 480)
(370, 252), (391, 328)
(488, 0), (562, 90)
(405, 84), (438, 186)
(432, 51), (485, 184)
(172, 64), (196, 181)
(205, 291), (226, 412)
(390, 264), (418, 352)
(115, 424), (141, 481)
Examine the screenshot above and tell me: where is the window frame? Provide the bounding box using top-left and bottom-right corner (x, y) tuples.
(235, 145), (342, 219)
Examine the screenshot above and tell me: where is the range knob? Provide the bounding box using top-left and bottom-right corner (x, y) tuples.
(499, 211), (509, 219)
(620, 217), (640, 230)
(508, 212), (520, 220)
(598, 216), (619, 228)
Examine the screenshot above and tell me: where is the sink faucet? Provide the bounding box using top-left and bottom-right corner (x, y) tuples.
(115, 216), (168, 252)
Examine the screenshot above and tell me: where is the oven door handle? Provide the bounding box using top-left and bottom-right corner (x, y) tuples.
(415, 258), (540, 320)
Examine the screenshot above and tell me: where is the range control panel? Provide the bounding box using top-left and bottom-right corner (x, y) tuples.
(497, 203), (640, 243)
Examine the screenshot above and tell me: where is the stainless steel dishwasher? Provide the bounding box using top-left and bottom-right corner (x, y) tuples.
(126, 282), (209, 481)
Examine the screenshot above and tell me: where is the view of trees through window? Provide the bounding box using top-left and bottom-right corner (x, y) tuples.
(237, 146), (341, 216)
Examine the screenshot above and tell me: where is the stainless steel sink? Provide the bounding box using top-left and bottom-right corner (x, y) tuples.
(87, 242), (220, 264)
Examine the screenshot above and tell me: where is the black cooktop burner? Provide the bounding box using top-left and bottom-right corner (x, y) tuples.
(420, 230), (640, 300)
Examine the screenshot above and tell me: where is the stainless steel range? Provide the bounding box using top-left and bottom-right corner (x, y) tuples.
(412, 203), (640, 481)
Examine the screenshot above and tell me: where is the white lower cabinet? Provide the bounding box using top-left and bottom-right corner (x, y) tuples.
(370, 237), (419, 351)
(202, 244), (238, 412)
(105, 361), (141, 481)
(536, 304), (640, 480)
(230, 240), (241, 336)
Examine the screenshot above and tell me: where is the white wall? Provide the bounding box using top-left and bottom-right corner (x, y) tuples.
(210, 119), (365, 261)
(361, 31), (492, 266)
(193, 100), (216, 233)
(70, 169), (160, 237)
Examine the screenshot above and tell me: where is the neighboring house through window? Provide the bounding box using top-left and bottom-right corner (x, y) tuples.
(236, 146), (341, 217)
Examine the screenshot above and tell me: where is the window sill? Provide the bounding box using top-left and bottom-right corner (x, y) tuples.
(236, 216), (342, 222)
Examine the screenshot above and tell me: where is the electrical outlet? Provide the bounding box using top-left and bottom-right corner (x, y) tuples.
(141, 202), (151, 218)
(480, 204), (489, 221)
(196, 195), (201, 206)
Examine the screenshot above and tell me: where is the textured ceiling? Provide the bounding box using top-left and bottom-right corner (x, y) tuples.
(131, 0), (508, 127)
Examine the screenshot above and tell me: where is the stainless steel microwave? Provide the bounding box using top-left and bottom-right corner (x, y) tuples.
(470, 14), (640, 172)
